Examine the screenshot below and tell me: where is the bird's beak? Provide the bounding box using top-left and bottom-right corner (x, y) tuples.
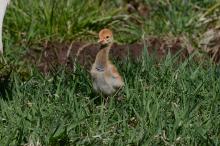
(98, 39), (104, 44)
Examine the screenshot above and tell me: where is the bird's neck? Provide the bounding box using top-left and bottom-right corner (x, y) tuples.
(95, 43), (112, 71)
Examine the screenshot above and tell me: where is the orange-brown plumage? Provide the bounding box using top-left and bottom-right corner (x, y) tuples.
(90, 28), (124, 95)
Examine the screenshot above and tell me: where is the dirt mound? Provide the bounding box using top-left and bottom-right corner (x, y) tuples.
(25, 37), (191, 74)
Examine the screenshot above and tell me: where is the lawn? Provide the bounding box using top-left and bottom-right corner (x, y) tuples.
(0, 0), (220, 145)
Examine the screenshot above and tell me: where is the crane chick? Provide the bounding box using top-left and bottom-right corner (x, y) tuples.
(90, 28), (124, 95)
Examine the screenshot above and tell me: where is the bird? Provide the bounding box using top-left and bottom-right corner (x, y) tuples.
(90, 28), (124, 96)
(0, 0), (10, 54)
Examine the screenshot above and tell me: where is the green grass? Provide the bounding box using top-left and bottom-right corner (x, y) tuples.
(1, 53), (220, 145)
(0, 0), (220, 145)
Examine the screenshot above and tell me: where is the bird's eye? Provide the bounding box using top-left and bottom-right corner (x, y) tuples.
(106, 36), (109, 39)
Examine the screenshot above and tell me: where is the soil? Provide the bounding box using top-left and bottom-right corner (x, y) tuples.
(25, 37), (191, 74)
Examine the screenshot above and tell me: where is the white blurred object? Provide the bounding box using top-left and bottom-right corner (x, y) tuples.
(0, 0), (10, 54)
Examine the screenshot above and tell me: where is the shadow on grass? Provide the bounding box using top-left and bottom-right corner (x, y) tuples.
(0, 64), (13, 100)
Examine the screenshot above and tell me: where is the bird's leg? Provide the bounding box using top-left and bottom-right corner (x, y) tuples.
(103, 95), (110, 108)
(114, 86), (125, 101)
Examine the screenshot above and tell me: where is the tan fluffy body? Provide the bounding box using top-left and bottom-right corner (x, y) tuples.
(90, 29), (124, 95)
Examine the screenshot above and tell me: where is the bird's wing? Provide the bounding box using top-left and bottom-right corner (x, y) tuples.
(108, 63), (122, 79)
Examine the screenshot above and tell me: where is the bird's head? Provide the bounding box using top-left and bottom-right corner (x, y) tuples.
(98, 28), (113, 46)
